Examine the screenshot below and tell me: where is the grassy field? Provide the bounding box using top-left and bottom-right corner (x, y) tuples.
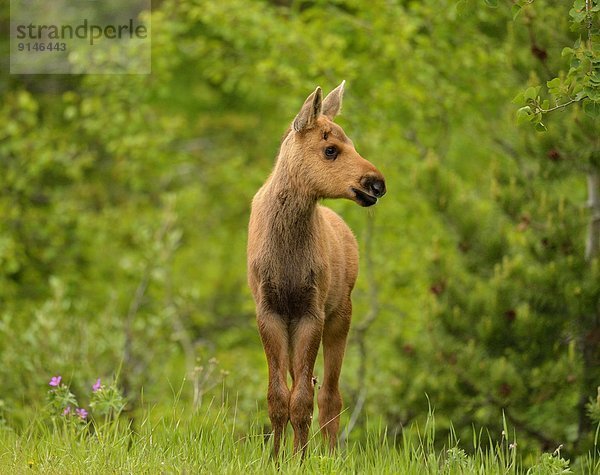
(1, 401), (598, 475)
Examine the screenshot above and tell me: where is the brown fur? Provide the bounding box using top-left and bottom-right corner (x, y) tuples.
(247, 82), (385, 458)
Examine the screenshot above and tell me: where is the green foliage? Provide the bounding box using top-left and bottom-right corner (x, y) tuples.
(526, 452), (572, 475)
(89, 380), (126, 420)
(586, 388), (600, 424)
(0, 397), (594, 474)
(0, 0), (599, 468)
(46, 378), (79, 419)
(45, 375), (126, 432)
(513, 0), (600, 125)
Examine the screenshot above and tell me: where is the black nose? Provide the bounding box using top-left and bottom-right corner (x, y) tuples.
(369, 179), (386, 198)
(361, 175), (386, 198)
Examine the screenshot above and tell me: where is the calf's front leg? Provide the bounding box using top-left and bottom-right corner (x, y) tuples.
(289, 315), (324, 458)
(257, 309), (290, 459)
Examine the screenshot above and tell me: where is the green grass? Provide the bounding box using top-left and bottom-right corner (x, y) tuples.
(1, 403), (598, 474)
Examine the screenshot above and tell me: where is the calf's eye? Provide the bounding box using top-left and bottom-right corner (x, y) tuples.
(324, 146), (338, 160)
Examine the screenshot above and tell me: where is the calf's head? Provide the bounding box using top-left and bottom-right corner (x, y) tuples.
(282, 81), (386, 207)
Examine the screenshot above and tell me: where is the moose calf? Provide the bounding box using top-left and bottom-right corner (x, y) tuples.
(247, 81), (386, 457)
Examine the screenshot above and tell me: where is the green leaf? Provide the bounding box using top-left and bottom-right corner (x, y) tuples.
(561, 47), (574, 57)
(547, 78), (562, 96)
(569, 0), (587, 22)
(535, 122), (547, 132)
(516, 106), (533, 124)
(583, 100), (600, 118)
(524, 87), (539, 101)
(589, 73), (600, 86)
(585, 87), (600, 101)
(512, 5), (522, 20)
(512, 92), (525, 105)
(484, 0), (499, 7)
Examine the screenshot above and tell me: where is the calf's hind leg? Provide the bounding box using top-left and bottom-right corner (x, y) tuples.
(257, 311), (290, 458)
(318, 299), (351, 450)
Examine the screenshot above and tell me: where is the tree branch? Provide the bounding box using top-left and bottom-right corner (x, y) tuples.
(538, 99), (579, 114)
(122, 207), (177, 404)
(585, 171), (600, 261)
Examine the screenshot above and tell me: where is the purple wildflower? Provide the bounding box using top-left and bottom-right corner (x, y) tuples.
(92, 378), (101, 392)
(75, 408), (88, 420)
(49, 375), (62, 387)
(63, 406), (71, 416)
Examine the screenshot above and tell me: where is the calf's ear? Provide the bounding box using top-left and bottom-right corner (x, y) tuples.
(321, 80), (345, 120)
(293, 86), (323, 132)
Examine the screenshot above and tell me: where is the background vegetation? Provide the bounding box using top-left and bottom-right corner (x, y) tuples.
(1, 0), (599, 471)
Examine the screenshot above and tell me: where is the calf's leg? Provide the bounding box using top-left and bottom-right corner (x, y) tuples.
(289, 315), (324, 458)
